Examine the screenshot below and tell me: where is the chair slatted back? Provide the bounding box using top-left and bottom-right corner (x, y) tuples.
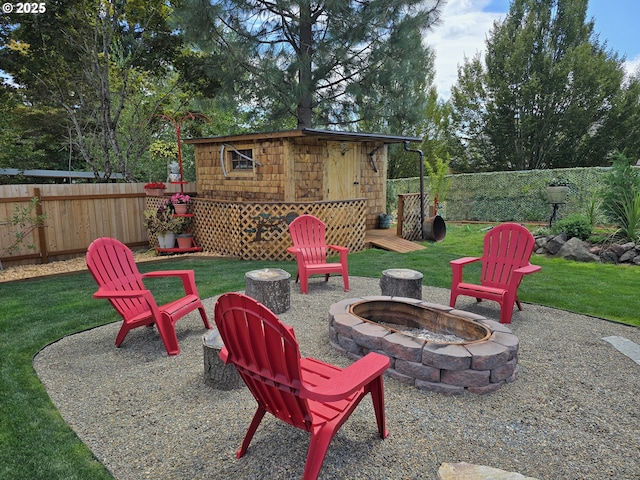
(481, 224), (537, 289)
(86, 237), (149, 320)
(214, 293), (313, 431)
(289, 215), (329, 265)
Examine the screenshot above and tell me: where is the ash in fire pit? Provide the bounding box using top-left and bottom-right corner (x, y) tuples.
(349, 299), (491, 345)
(329, 297), (519, 395)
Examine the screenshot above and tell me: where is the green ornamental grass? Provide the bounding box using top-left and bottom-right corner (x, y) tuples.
(1, 223), (638, 479)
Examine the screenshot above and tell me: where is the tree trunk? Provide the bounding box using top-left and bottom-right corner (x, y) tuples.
(297, 0), (313, 129)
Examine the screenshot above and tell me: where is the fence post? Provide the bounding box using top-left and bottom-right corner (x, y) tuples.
(33, 188), (49, 264)
(397, 194), (405, 237)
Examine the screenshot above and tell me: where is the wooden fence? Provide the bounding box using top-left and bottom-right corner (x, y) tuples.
(0, 183), (364, 267)
(0, 183), (193, 268)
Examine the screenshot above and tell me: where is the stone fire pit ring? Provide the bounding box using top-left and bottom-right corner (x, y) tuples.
(328, 296), (519, 395)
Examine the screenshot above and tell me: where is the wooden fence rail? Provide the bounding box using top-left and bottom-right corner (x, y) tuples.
(0, 183), (193, 268)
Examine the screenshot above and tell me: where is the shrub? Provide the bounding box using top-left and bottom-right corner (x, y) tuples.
(610, 191), (640, 243)
(600, 154), (640, 224)
(552, 214), (593, 240)
(0, 197), (47, 270)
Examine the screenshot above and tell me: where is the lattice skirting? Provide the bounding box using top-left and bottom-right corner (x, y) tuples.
(146, 197), (367, 260)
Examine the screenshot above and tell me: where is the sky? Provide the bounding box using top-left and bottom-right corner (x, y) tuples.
(427, 0), (640, 99)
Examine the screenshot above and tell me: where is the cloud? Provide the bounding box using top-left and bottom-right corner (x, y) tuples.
(426, 0), (507, 99)
(625, 54), (640, 78)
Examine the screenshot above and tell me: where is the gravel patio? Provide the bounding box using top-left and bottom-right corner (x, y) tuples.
(34, 277), (640, 479)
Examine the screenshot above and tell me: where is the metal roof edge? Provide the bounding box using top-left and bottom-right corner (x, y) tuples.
(185, 128), (421, 144)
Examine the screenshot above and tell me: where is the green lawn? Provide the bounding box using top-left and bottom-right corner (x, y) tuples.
(0, 223), (637, 479)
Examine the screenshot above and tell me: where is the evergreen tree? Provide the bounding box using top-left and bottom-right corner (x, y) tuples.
(451, 0), (628, 171)
(176, 0), (443, 130)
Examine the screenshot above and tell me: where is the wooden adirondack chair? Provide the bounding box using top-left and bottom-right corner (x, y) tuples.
(287, 214), (349, 294)
(214, 292), (389, 480)
(86, 237), (211, 355)
(449, 223), (541, 324)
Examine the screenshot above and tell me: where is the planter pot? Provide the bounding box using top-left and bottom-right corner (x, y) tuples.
(173, 203), (188, 214)
(145, 188), (165, 196)
(157, 232), (176, 249)
(422, 215), (447, 242)
(546, 186), (569, 203)
(176, 234), (193, 249)
(378, 214), (391, 229)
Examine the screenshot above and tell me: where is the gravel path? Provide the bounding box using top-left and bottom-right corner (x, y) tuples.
(34, 277), (640, 479)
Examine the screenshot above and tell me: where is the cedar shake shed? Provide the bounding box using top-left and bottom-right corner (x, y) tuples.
(183, 129), (421, 260)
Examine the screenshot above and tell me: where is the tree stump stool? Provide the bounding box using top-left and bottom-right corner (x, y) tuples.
(245, 268), (291, 314)
(380, 268), (423, 300)
(203, 329), (243, 390)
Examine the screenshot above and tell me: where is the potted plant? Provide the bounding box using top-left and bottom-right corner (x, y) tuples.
(175, 216), (194, 249)
(144, 182), (166, 196)
(144, 201), (183, 248)
(378, 213), (391, 229)
(170, 192), (191, 214)
(546, 178), (570, 203)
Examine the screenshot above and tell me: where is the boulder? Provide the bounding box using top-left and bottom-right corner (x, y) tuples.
(557, 237), (600, 262)
(621, 241), (636, 251)
(535, 236), (549, 249)
(619, 248), (638, 263)
(544, 233), (567, 255)
(599, 249), (619, 263)
(609, 243), (628, 257)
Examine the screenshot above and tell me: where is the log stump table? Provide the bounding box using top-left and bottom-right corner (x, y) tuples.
(380, 268), (423, 300)
(245, 268), (291, 314)
(203, 329), (242, 390)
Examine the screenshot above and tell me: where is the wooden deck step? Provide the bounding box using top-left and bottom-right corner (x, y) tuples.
(365, 229), (426, 253)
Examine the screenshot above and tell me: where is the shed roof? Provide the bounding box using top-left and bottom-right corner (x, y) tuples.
(185, 128), (421, 145)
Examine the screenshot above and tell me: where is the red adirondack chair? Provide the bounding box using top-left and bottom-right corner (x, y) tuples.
(86, 237), (211, 355)
(214, 292), (389, 480)
(287, 214), (349, 294)
(449, 223), (541, 324)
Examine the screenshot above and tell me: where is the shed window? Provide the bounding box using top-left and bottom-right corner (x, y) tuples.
(231, 149), (253, 170)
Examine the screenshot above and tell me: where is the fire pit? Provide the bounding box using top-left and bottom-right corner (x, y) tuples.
(328, 296), (519, 394)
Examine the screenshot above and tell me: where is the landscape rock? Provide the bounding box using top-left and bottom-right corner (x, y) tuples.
(544, 233), (567, 255)
(619, 248), (638, 263)
(609, 243), (628, 257)
(535, 234), (640, 265)
(438, 462), (539, 480)
(599, 249), (618, 263)
(556, 237), (600, 262)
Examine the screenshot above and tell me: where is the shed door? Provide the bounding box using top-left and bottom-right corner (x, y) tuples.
(325, 142), (359, 200)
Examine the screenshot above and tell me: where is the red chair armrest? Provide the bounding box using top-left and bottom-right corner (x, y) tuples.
(327, 245), (349, 263)
(218, 346), (230, 364)
(326, 245), (349, 254)
(300, 352), (390, 402)
(450, 257), (480, 285)
(142, 270), (198, 295)
(450, 256), (480, 267)
(515, 264), (541, 275)
(142, 270), (194, 279)
(93, 289), (149, 299)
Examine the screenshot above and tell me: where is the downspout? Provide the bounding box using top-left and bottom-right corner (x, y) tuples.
(404, 141), (425, 239)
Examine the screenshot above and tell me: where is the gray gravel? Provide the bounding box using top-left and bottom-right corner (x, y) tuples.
(34, 277), (640, 479)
